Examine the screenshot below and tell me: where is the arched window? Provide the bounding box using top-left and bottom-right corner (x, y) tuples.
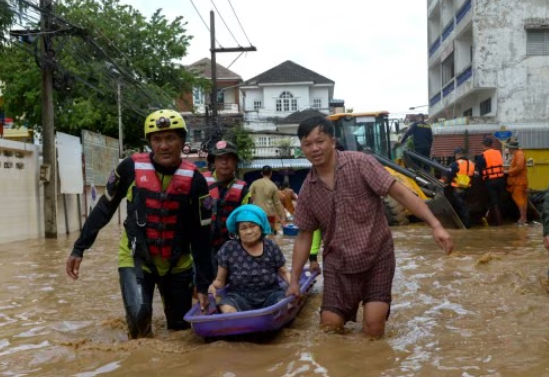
(276, 91), (298, 112)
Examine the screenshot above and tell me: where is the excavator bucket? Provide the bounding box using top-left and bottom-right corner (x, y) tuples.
(375, 154), (465, 229)
(384, 167), (465, 229)
(425, 189), (466, 229)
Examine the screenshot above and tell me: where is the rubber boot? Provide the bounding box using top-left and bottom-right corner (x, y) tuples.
(494, 206), (503, 226)
(119, 267), (154, 339)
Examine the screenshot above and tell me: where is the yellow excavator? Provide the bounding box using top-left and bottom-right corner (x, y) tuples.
(326, 111), (465, 229)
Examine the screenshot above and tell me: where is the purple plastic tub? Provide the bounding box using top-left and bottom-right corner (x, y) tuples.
(184, 270), (319, 338)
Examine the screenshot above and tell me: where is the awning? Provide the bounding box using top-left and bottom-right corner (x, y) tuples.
(239, 158), (311, 170)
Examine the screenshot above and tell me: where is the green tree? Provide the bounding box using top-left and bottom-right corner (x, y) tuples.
(224, 125), (255, 162)
(274, 137), (294, 157)
(0, 0), (204, 147)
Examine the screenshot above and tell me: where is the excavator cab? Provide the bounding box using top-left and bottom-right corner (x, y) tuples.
(329, 111), (392, 158)
(327, 112), (465, 229)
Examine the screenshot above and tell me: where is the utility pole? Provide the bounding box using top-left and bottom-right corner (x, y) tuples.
(209, 10), (256, 120)
(40, 0), (58, 238)
(117, 80), (123, 158)
(210, 10), (217, 120)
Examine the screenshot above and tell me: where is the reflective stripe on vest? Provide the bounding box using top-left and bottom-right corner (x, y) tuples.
(481, 149), (504, 179)
(203, 171), (245, 247)
(132, 153), (195, 259)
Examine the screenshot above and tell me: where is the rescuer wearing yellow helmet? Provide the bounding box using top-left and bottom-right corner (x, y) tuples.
(65, 109), (214, 339)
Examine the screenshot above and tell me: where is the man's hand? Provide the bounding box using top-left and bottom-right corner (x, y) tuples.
(286, 281), (301, 299)
(432, 225), (454, 254)
(309, 260), (321, 275)
(544, 235), (549, 251)
(65, 256), (82, 280)
(197, 293), (209, 311)
(207, 284), (218, 297)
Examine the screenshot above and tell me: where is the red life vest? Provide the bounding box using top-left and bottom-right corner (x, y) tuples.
(451, 159), (476, 188)
(132, 153), (196, 259)
(481, 149), (504, 180)
(203, 171), (246, 248)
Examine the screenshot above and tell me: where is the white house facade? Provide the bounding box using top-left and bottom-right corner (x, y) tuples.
(238, 60), (335, 157)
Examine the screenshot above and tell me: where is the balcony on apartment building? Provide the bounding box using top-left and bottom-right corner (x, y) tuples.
(430, 64), (473, 116)
(429, 0), (472, 65)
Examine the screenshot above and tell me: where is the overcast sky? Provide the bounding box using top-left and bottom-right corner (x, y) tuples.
(120, 0), (429, 116)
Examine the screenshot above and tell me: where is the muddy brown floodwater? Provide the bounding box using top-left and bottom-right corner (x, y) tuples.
(1, 223), (549, 376)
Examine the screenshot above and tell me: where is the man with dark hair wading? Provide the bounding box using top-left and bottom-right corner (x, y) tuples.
(287, 115), (453, 338)
(65, 109), (214, 339)
(204, 140), (251, 271)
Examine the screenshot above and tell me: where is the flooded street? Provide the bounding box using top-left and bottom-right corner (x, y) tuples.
(1, 223), (549, 377)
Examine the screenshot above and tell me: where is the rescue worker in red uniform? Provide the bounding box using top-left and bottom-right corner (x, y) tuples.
(65, 109), (214, 339)
(476, 137), (506, 225)
(441, 147), (476, 228)
(204, 140), (251, 271)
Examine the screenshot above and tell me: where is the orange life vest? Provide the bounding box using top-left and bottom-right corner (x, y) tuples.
(203, 171), (246, 248)
(481, 149), (504, 180)
(131, 153), (196, 259)
(451, 159), (475, 188)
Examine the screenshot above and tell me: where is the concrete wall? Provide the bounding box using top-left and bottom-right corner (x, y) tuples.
(0, 139), (42, 243)
(475, 0), (549, 123)
(0, 139), (125, 245)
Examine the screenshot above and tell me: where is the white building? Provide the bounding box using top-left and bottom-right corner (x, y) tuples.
(427, 0), (549, 180)
(427, 0), (549, 124)
(239, 61), (335, 158)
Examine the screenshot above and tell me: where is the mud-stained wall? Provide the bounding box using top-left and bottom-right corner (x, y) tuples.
(0, 139), (125, 245)
(0, 139), (42, 243)
(474, 0), (549, 123)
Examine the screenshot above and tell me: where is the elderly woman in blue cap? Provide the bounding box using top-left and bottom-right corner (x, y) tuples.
(208, 204), (290, 313)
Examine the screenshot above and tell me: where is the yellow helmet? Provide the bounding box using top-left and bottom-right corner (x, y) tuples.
(144, 109), (187, 137)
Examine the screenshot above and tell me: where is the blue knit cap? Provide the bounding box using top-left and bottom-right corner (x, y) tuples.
(226, 204), (272, 236)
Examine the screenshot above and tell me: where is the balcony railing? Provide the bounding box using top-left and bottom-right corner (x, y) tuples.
(456, 0), (472, 24)
(215, 103), (240, 113)
(429, 37), (441, 57)
(430, 92), (442, 107)
(442, 20), (455, 42)
(456, 66), (472, 87)
(442, 80), (455, 97)
(252, 146), (300, 158)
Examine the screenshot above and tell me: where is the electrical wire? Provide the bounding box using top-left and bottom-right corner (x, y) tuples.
(227, 0), (252, 46)
(225, 50), (243, 70)
(2, 0), (226, 129)
(189, 0), (222, 47)
(210, 0), (239, 46)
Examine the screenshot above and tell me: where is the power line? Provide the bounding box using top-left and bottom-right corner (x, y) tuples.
(210, 0), (239, 46)
(227, 0), (252, 46)
(225, 50), (243, 70)
(3, 8), (173, 118)
(189, 0), (222, 47)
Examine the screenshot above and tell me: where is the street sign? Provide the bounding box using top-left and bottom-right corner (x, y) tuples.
(493, 130), (512, 141)
(194, 160), (207, 169)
